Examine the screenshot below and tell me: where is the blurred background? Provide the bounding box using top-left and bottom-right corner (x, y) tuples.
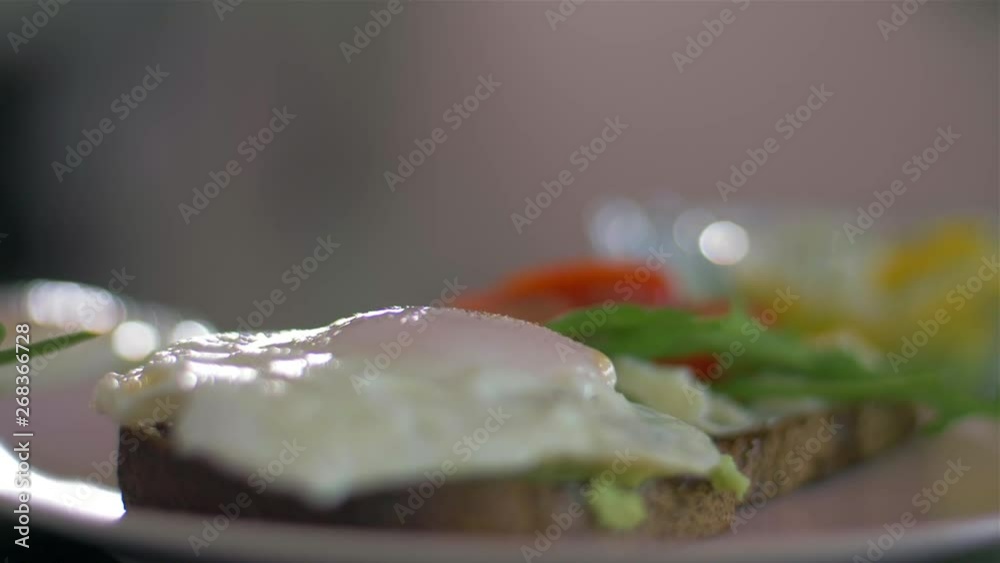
(0, 3), (996, 561)
(0, 0), (995, 331)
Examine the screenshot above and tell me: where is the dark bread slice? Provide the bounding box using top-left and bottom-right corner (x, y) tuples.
(117, 403), (916, 539)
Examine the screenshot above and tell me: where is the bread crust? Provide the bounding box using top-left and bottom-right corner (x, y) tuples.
(117, 403), (916, 539)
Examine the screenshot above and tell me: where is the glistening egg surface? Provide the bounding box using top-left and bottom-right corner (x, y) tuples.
(95, 307), (722, 505)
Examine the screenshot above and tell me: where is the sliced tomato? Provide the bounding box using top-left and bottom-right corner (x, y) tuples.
(454, 259), (676, 323)
(498, 259), (675, 309)
(456, 261), (774, 384)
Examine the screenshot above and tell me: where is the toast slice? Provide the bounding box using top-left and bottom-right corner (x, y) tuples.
(117, 402), (917, 539)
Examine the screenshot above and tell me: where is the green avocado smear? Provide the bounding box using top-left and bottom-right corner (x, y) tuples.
(528, 454), (749, 531)
(586, 454), (748, 531)
(534, 302), (996, 528)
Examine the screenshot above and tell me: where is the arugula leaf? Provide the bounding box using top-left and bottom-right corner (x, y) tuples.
(546, 304), (997, 429)
(548, 305), (865, 379)
(0, 323), (100, 365)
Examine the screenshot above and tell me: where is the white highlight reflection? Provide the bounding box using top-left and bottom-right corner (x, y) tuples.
(0, 447), (124, 520)
(111, 321), (160, 361)
(698, 220), (750, 265)
(25, 281), (123, 333)
(589, 198), (654, 256)
(169, 320), (213, 343)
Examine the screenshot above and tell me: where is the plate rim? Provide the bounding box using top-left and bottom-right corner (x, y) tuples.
(11, 491), (1000, 563)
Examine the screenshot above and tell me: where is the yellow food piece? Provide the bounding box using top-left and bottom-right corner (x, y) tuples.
(734, 219), (997, 372)
(876, 222), (987, 291)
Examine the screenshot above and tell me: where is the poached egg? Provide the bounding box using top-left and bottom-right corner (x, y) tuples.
(95, 307), (726, 506)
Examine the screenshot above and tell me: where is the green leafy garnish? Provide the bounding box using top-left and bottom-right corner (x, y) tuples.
(0, 323), (100, 365)
(546, 304), (998, 430)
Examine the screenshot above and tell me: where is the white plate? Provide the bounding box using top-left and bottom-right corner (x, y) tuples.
(3, 376), (997, 563)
